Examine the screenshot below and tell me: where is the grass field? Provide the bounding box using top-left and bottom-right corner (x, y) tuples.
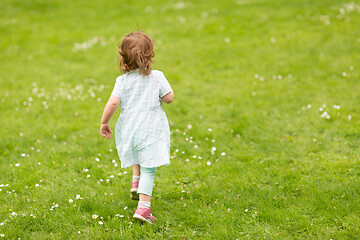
(1, 0), (360, 239)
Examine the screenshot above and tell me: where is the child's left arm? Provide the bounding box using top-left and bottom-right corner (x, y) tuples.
(100, 96), (120, 139)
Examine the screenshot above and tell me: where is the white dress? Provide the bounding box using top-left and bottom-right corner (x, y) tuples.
(111, 70), (172, 168)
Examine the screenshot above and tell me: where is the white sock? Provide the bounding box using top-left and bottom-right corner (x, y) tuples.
(138, 201), (151, 208)
(133, 175), (140, 182)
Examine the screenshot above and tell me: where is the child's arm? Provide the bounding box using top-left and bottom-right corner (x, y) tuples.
(100, 96), (120, 139)
(161, 90), (174, 104)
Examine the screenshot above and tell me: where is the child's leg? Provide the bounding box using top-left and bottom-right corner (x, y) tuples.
(131, 165), (141, 200)
(138, 166), (157, 207)
(133, 166), (157, 223)
(133, 164), (140, 180)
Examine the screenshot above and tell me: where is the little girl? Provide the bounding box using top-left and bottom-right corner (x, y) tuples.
(100, 31), (174, 224)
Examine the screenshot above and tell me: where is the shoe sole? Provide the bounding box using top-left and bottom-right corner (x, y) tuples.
(133, 214), (153, 224)
(130, 189), (139, 200)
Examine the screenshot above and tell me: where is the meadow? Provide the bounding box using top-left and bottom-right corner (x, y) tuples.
(1, 0), (360, 239)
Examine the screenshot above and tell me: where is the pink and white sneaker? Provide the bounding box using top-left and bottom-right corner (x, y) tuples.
(130, 182), (139, 200)
(133, 207), (156, 224)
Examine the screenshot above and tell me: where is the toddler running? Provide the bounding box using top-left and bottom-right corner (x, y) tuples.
(100, 31), (174, 224)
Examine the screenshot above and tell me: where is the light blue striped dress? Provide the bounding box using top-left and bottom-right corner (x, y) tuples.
(111, 70), (172, 168)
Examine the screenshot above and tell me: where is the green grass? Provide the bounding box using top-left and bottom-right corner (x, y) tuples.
(1, 0), (360, 239)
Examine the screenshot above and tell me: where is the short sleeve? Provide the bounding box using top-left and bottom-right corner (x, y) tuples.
(159, 72), (172, 98)
(111, 76), (122, 99)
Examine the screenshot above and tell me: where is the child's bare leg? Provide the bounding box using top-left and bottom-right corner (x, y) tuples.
(131, 165), (141, 200)
(133, 164), (140, 180)
(139, 194), (151, 202)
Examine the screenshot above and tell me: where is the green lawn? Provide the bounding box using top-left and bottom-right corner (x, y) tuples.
(1, 0), (360, 239)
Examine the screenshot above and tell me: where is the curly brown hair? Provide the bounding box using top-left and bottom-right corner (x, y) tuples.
(118, 31), (154, 76)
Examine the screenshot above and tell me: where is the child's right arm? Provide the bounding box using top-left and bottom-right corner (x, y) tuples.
(161, 91), (174, 104)
(100, 96), (120, 138)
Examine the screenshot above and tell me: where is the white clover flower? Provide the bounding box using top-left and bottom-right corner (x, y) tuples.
(321, 111), (330, 119)
(187, 124), (192, 130)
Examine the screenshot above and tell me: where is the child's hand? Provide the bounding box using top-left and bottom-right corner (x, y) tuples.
(100, 123), (113, 139)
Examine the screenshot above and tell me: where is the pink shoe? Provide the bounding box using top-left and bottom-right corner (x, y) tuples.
(133, 207), (156, 224)
(130, 182), (139, 200)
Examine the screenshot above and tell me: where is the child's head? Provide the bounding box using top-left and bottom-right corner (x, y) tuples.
(118, 31), (154, 76)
